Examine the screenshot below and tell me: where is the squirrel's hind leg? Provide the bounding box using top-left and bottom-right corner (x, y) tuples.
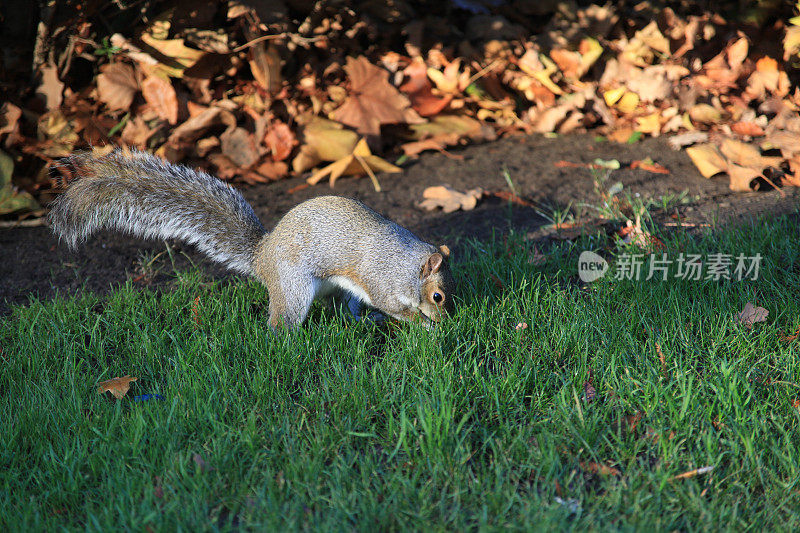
(266, 271), (317, 328)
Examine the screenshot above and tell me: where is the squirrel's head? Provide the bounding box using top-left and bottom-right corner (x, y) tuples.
(417, 245), (455, 323)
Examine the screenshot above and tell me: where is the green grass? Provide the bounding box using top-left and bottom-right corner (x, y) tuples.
(3, 214), (800, 530)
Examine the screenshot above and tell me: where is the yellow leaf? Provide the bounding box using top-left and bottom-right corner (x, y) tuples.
(636, 113), (661, 135)
(139, 34), (204, 78)
(532, 55), (563, 95)
(306, 138), (400, 191)
(603, 87), (625, 106)
(616, 92), (640, 114)
(686, 144), (727, 178)
(689, 103), (721, 124)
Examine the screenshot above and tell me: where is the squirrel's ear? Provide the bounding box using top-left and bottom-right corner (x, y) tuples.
(421, 252), (443, 279)
(438, 244), (451, 258)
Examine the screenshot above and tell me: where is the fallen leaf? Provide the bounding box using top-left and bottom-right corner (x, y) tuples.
(0, 149), (40, 215)
(631, 159), (670, 174)
(96, 63), (141, 111)
(141, 75), (179, 124)
(97, 375), (138, 399)
(686, 144), (727, 178)
(580, 461), (621, 476)
(139, 34), (205, 78)
(737, 302), (768, 327)
(515, 322), (528, 330)
(727, 163), (761, 192)
(668, 132), (708, 150)
(36, 63), (64, 110)
(307, 138), (401, 190)
(731, 121), (765, 137)
(264, 121), (297, 162)
(220, 127), (260, 168)
(0, 102), (22, 136)
(333, 56), (423, 136)
(293, 116), (360, 173)
(689, 103), (722, 124)
(418, 185), (483, 213)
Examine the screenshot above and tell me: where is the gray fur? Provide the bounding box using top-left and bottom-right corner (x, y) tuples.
(48, 149), (266, 275)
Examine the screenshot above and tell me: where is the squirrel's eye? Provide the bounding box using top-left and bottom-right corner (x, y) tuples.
(432, 292), (443, 303)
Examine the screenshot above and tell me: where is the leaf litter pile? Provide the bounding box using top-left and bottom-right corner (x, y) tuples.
(2, 1), (800, 220)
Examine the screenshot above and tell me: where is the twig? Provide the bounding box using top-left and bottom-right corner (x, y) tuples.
(354, 154), (381, 192)
(0, 218), (47, 228)
(231, 33), (324, 53)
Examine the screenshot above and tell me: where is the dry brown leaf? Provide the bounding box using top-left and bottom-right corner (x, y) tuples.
(719, 138), (763, 168)
(264, 121), (297, 162)
(727, 163), (760, 192)
(249, 41), (282, 94)
(580, 461), (621, 477)
(254, 160), (288, 181)
(141, 75), (179, 125)
(686, 144), (727, 178)
(333, 56), (423, 136)
(120, 116), (154, 148)
(726, 37), (749, 70)
(96, 63), (141, 111)
(737, 302), (768, 327)
(168, 106), (235, 145)
(731, 121), (765, 137)
(220, 127), (260, 168)
(400, 58), (452, 117)
(0, 102), (22, 136)
(746, 57), (790, 99)
(36, 63), (64, 111)
(418, 185), (483, 213)
(688, 103), (722, 124)
(97, 375), (138, 399)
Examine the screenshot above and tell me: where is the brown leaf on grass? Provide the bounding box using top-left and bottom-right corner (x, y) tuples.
(333, 56), (423, 135)
(220, 127), (260, 168)
(96, 63), (141, 111)
(97, 375), (138, 399)
(264, 122), (297, 162)
(686, 144), (727, 178)
(580, 461), (621, 477)
(779, 325), (800, 343)
(141, 75), (179, 125)
(737, 302), (768, 328)
(418, 185), (483, 213)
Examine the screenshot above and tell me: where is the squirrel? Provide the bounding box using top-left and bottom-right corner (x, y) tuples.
(48, 149), (455, 328)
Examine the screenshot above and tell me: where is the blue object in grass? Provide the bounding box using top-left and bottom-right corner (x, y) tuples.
(133, 394), (165, 402)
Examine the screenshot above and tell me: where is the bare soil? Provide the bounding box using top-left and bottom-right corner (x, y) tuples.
(2, 133), (797, 314)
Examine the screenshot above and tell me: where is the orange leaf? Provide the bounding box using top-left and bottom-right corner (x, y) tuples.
(97, 375), (138, 399)
(333, 56), (423, 136)
(264, 121), (297, 162)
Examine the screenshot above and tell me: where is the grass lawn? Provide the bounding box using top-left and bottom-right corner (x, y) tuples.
(3, 213), (800, 530)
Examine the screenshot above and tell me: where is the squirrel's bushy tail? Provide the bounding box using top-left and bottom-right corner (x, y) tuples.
(49, 149), (266, 275)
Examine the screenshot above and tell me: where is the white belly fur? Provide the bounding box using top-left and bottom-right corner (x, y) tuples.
(314, 275), (373, 306)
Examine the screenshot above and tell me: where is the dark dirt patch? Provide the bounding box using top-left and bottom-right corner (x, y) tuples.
(2, 133), (797, 314)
